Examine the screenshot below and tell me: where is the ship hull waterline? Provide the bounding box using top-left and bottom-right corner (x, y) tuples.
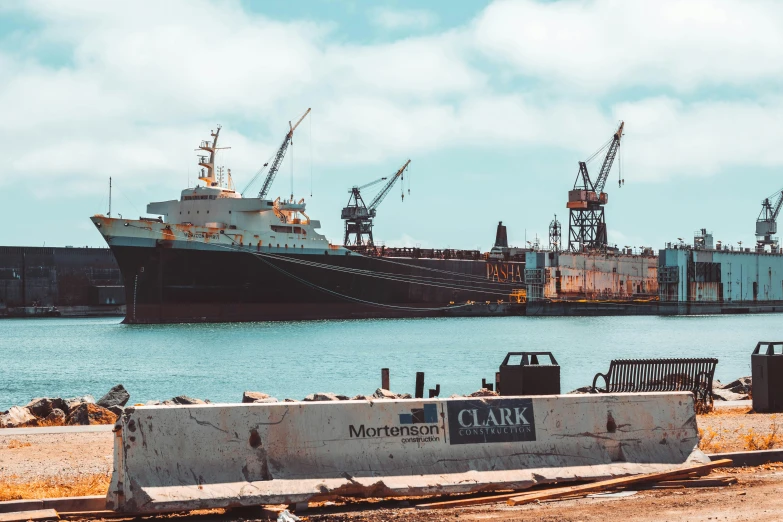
(111, 245), (525, 324)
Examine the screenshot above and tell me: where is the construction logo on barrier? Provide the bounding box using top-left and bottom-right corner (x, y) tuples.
(446, 398), (536, 445)
(348, 403), (441, 444)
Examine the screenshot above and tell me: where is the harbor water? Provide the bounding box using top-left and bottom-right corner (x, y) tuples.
(0, 315), (773, 410)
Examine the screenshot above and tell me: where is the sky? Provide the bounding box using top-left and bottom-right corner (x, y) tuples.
(1, 0), (782, 252)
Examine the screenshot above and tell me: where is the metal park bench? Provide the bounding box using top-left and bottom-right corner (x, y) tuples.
(592, 358), (718, 407)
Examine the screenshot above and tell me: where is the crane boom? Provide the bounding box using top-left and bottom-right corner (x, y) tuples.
(773, 190), (783, 220)
(369, 159), (410, 210)
(356, 176), (387, 192)
(257, 108), (311, 199)
(593, 121), (624, 194)
(755, 187), (783, 249)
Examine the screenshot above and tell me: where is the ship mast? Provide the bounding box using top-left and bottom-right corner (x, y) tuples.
(196, 126), (230, 187)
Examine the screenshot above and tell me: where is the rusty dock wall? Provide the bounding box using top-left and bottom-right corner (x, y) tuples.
(524, 250), (658, 302)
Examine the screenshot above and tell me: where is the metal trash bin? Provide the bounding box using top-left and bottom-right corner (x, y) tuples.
(498, 352), (560, 396)
(752, 341), (783, 413)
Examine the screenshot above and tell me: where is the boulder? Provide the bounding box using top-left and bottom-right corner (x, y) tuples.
(713, 387), (748, 401)
(25, 397), (68, 418)
(372, 388), (398, 399)
(352, 395), (370, 401)
(97, 385), (130, 409)
(336, 395), (351, 401)
(0, 406), (37, 428)
(303, 392), (340, 402)
(283, 398), (297, 403)
(65, 395), (95, 413)
(243, 391), (272, 403)
(372, 388), (413, 400)
(107, 405), (125, 417)
(724, 377), (752, 395)
(43, 408), (66, 426)
(66, 403), (118, 426)
(468, 388), (499, 397)
(170, 395), (206, 405)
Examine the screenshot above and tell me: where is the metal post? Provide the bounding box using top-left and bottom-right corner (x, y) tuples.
(21, 251), (26, 307)
(415, 372), (424, 399)
(381, 368), (390, 390)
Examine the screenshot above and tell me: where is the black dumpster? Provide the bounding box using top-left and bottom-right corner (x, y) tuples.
(498, 352), (560, 396)
(752, 342), (783, 413)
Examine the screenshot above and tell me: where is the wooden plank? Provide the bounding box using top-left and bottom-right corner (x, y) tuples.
(415, 465), (720, 510)
(0, 501), (43, 515)
(41, 497), (106, 513)
(0, 496), (106, 515)
(651, 477), (737, 488)
(0, 509), (58, 522)
(507, 459), (733, 506)
(416, 491), (538, 510)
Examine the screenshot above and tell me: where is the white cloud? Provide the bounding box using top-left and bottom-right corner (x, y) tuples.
(472, 0), (783, 93)
(369, 8), (437, 31)
(2, 0), (783, 203)
(615, 96), (783, 181)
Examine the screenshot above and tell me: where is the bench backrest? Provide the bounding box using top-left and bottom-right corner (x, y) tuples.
(605, 358), (718, 393)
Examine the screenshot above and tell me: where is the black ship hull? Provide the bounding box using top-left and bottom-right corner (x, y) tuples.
(111, 245), (525, 324)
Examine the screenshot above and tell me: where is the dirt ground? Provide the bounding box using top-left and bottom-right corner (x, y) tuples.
(301, 465), (783, 522)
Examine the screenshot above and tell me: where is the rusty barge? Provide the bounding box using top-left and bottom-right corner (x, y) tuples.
(91, 127), (526, 324)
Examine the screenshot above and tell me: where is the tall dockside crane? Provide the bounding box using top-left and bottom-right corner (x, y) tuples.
(341, 159), (411, 246)
(566, 122), (624, 252)
(756, 188), (783, 250)
(256, 108), (311, 199)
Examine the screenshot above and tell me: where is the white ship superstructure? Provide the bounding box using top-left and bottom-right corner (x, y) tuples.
(93, 125), (339, 255)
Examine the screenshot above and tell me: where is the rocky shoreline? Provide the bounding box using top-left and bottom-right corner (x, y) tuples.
(568, 375), (753, 401)
(1, 377), (752, 429)
(0, 385), (494, 428)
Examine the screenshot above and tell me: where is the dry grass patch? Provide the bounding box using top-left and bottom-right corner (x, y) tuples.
(0, 473), (110, 501)
(5, 439), (32, 449)
(742, 416), (782, 451)
(702, 406), (753, 416)
(698, 427), (725, 453)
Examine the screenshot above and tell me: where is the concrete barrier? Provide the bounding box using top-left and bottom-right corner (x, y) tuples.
(108, 392), (707, 513)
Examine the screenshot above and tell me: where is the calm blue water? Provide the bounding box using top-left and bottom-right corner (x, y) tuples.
(0, 315), (773, 410)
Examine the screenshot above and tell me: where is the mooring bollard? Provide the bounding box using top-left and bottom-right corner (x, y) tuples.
(381, 368), (390, 390)
(415, 372), (425, 398)
(428, 384), (441, 398)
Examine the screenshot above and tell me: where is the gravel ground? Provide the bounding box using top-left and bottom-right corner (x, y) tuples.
(0, 431), (113, 480)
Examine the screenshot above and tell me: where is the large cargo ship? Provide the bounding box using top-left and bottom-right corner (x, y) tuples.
(91, 126), (525, 324)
